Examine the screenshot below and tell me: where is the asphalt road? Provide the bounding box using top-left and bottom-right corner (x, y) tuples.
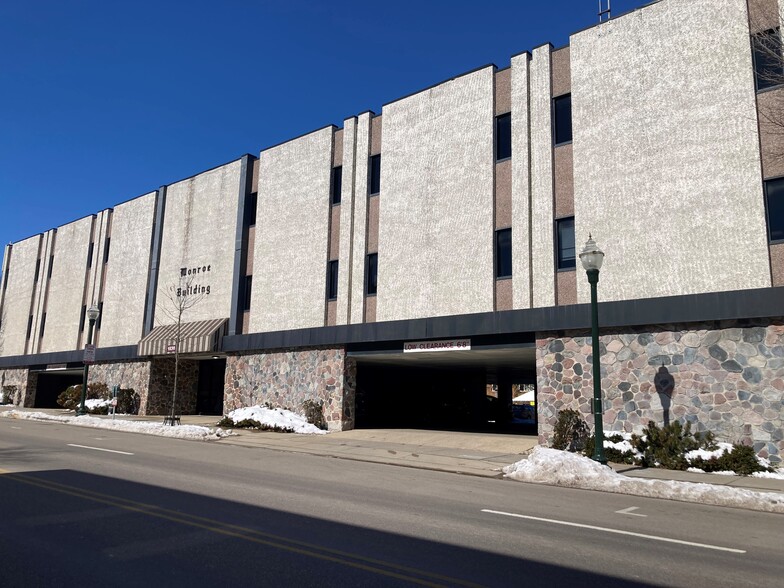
(0, 418), (782, 587)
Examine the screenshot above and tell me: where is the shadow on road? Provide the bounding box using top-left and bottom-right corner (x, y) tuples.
(0, 468), (657, 587)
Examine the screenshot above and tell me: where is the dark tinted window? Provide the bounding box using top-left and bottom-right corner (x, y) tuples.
(34, 259), (40, 282)
(495, 228), (512, 278)
(244, 192), (258, 226)
(87, 242), (94, 268)
(369, 155), (381, 195)
(26, 315), (33, 339)
(97, 302), (103, 330)
(753, 29), (783, 91)
(47, 256), (54, 279)
(495, 113), (511, 161)
(766, 177), (784, 242)
(327, 260), (339, 300)
(79, 305), (86, 332)
(556, 217), (576, 270)
(331, 167), (343, 205)
(103, 238), (111, 264)
(39, 313), (46, 338)
(553, 94), (572, 145)
(366, 253), (378, 295)
(243, 275), (253, 311)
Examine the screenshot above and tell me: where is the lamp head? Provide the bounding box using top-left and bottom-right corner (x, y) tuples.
(579, 234), (605, 272)
(86, 304), (101, 322)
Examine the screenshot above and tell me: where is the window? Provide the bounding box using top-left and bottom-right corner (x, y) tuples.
(553, 94), (572, 145)
(495, 228), (512, 278)
(86, 242), (94, 268)
(366, 253), (378, 295)
(495, 113), (512, 161)
(753, 29), (783, 91)
(39, 313), (46, 338)
(243, 275), (253, 311)
(47, 256), (54, 279)
(103, 238), (111, 264)
(244, 192), (257, 226)
(26, 315), (33, 339)
(34, 259), (40, 282)
(331, 167), (343, 205)
(765, 177), (784, 242)
(97, 302), (103, 329)
(79, 305), (86, 332)
(327, 260), (339, 300)
(556, 217), (576, 270)
(369, 155), (381, 195)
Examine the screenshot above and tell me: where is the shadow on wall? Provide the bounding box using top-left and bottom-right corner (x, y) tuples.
(653, 365), (674, 427)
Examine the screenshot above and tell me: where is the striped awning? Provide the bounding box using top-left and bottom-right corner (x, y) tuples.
(137, 318), (228, 357)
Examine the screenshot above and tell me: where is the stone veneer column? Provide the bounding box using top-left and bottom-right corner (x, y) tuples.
(536, 320), (784, 464)
(87, 360), (152, 409)
(143, 358), (199, 415)
(224, 346), (355, 431)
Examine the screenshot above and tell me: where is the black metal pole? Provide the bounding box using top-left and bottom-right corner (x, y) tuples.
(587, 268), (607, 465)
(76, 318), (96, 416)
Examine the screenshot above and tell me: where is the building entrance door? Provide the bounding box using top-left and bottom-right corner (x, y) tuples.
(196, 358), (226, 415)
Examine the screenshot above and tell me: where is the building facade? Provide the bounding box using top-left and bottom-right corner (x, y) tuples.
(1, 0), (783, 462)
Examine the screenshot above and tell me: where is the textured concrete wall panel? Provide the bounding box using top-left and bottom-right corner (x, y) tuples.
(156, 161), (242, 325)
(40, 216), (93, 353)
(494, 68), (511, 114)
(377, 67), (495, 321)
(1, 236), (41, 356)
(571, 0), (770, 303)
(349, 114), (372, 324)
(337, 117), (357, 325)
(100, 193), (156, 347)
(495, 159), (512, 229)
(530, 45), (556, 308)
(251, 128), (333, 332)
(511, 53), (532, 309)
(551, 46), (571, 98)
(554, 144), (575, 217)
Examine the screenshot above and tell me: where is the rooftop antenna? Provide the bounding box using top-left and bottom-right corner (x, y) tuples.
(599, 0), (611, 22)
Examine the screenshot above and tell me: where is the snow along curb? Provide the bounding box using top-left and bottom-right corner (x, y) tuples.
(0, 410), (232, 440)
(503, 447), (784, 514)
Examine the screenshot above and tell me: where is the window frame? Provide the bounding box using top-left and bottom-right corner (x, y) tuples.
(366, 253), (378, 296)
(553, 93), (573, 146)
(327, 260), (339, 300)
(555, 216), (577, 271)
(369, 155), (381, 196)
(494, 227), (512, 279)
(765, 176), (784, 244)
(331, 166), (343, 205)
(495, 113), (512, 162)
(752, 28), (784, 93)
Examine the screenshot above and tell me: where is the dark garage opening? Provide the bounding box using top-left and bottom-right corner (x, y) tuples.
(196, 358), (226, 415)
(34, 371), (83, 408)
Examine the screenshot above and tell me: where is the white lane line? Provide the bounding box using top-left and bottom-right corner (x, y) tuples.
(67, 444), (134, 456)
(481, 509), (745, 554)
(615, 506), (647, 517)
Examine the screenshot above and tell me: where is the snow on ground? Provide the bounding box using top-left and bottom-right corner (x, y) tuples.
(83, 399), (112, 410)
(504, 447), (784, 514)
(225, 405), (327, 435)
(684, 442), (734, 462)
(0, 410), (230, 440)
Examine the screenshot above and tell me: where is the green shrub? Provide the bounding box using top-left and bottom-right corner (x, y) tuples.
(633, 420), (716, 470)
(57, 382), (109, 411)
(115, 388), (139, 415)
(302, 399), (327, 430)
(552, 408), (589, 452)
(689, 444), (772, 476)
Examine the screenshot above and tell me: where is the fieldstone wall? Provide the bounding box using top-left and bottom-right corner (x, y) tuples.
(0, 368), (36, 407)
(88, 360), (151, 402)
(536, 320), (784, 464)
(224, 347), (355, 431)
(143, 358), (199, 415)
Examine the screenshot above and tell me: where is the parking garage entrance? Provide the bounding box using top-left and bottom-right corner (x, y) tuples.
(33, 367), (83, 408)
(350, 334), (537, 434)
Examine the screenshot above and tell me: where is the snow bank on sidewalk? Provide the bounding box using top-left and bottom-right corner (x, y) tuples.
(503, 447), (784, 513)
(224, 405), (327, 435)
(0, 410), (230, 440)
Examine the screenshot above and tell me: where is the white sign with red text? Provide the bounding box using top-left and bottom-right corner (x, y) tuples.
(403, 339), (471, 353)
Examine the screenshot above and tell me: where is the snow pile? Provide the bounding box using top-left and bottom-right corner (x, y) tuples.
(603, 432), (642, 458)
(0, 410), (230, 440)
(503, 447), (784, 513)
(84, 398), (112, 410)
(224, 405), (327, 435)
(685, 442), (734, 463)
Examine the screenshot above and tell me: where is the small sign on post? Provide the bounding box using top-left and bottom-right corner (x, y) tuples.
(166, 344), (177, 354)
(83, 344), (96, 365)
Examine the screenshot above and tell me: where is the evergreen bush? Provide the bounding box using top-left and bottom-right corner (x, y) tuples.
(57, 382), (109, 411)
(552, 408), (589, 452)
(689, 444), (772, 476)
(633, 420), (716, 470)
(302, 399), (327, 430)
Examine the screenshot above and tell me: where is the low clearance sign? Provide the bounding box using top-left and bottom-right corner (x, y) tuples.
(403, 339), (471, 353)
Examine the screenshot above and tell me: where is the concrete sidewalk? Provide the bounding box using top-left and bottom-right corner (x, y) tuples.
(3, 406), (784, 494)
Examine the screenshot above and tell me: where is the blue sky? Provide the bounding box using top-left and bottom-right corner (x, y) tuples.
(0, 0), (650, 249)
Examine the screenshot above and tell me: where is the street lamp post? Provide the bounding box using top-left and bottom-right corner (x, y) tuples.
(76, 304), (101, 416)
(579, 235), (607, 465)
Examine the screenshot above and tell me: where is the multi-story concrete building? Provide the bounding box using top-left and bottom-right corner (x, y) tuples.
(2, 0), (783, 462)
